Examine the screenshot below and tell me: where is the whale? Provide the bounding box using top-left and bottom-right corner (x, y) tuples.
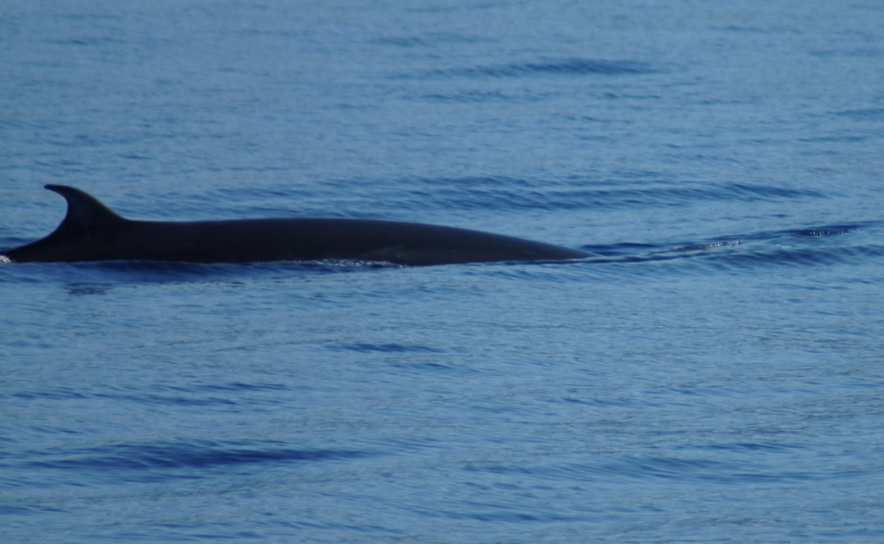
(1, 185), (589, 266)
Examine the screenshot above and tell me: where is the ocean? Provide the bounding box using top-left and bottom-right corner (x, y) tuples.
(2, 0), (884, 541)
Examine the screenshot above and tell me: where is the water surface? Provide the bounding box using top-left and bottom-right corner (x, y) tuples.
(2, 1), (884, 542)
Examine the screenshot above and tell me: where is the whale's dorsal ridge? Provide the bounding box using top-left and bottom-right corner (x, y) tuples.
(3, 185), (589, 265)
(44, 184), (127, 238)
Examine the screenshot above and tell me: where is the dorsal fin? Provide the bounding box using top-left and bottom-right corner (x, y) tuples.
(44, 184), (127, 238)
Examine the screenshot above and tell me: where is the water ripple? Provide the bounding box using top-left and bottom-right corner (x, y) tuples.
(437, 58), (656, 78)
(581, 223), (880, 271)
(372, 179), (825, 213)
(14, 440), (370, 473)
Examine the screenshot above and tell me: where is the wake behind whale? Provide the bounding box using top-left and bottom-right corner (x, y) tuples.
(2, 185), (589, 266)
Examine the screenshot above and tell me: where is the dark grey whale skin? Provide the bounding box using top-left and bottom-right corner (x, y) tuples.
(2, 185), (589, 266)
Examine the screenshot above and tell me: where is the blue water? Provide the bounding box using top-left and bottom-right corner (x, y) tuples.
(2, 1), (884, 541)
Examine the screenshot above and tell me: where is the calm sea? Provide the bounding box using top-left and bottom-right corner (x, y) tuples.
(2, 1), (884, 542)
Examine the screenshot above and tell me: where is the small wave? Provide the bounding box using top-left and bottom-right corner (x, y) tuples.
(834, 108), (884, 120)
(699, 244), (884, 269)
(702, 442), (799, 452)
(379, 179), (825, 213)
(599, 454), (815, 483)
(8, 260), (367, 293)
(20, 440), (369, 473)
(288, 175), (824, 216)
(200, 382), (287, 392)
(331, 342), (444, 353)
(581, 223), (881, 271)
(12, 383), (289, 408)
(442, 58), (655, 78)
(47, 37), (126, 47)
(421, 90), (511, 103)
(374, 32), (483, 48)
(671, 241), (743, 252)
(485, 452), (818, 484)
(727, 224), (859, 241)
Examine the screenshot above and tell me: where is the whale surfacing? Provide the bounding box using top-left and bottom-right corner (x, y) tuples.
(1, 185), (589, 266)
